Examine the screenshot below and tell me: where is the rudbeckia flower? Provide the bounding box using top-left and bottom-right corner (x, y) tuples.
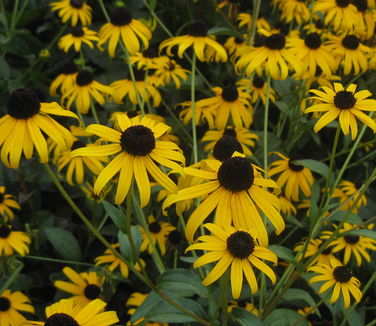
(130, 48), (165, 70)
(224, 36), (247, 59)
(308, 260), (362, 308)
(54, 267), (105, 306)
(0, 186), (20, 221)
(0, 89), (77, 169)
(24, 298), (119, 325)
(50, 0), (92, 26)
(154, 58), (189, 89)
(278, 195), (297, 217)
(72, 114), (185, 206)
(353, 0), (375, 40)
(268, 152), (314, 202)
(163, 153), (284, 244)
(186, 224), (277, 299)
(305, 83), (376, 140)
(332, 180), (367, 213)
(177, 100), (217, 129)
(228, 300), (259, 316)
(0, 289), (34, 326)
(58, 27), (99, 52)
(238, 77), (277, 105)
(159, 20), (228, 62)
(273, 0), (311, 24)
(0, 224), (30, 256)
(217, 0), (241, 18)
(98, 7), (152, 57)
(49, 62), (79, 96)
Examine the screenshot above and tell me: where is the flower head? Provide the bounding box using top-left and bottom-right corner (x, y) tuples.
(0, 289), (34, 326)
(50, 0), (92, 26)
(0, 224), (31, 256)
(0, 186), (20, 221)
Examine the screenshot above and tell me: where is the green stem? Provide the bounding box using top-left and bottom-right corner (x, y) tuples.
(191, 52), (198, 164)
(220, 271), (230, 326)
(263, 75), (272, 174)
(248, 0), (262, 45)
(97, 0), (110, 21)
(90, 101), (100, 124)
(0, 260), (23, 295)
(124, 189), (137, 264)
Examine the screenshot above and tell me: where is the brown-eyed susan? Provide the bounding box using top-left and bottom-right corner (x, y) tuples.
(0, 186), (20, 221)
(163, 153), (284, 245)
(140, 216), (176, 255)
(332, 180), (367, 213)
(24, 298), (119, 326)
(186, 224), (277, 299)
(224, 36), (247, 59)
(217, 0), (241, 18)
(98, 8), (152, 57)
(268, 152), (314, 202)
(0, 224), (30, 256)
(49, 62), (79, 96)
(0, 289), (34, 326)
(353, 0), (375, 40)
(111, 70), (161, 107)
(202, 127), (258, 157)
(325, 33), (371, 75)
(0, 89), (77, 169)
(130, 48), (165, 70)
(297, 307), (318, 326)
(58, 27), (99, 52)
(236, 13), (252, 30)
(227, 300), (259, 316)
(308, 260), (362, 308)
(238, 77), (277, 105)
(94, 243), (144, 278)
(62, 70), (112, 115)
(303, 67), (341, 90)
(159, 20), (228, 62)
(72, 114), (184, 206)
(154, 58), (189, 89)
(50, 0), (92, 26)
(305, 83), (376, 140)
(273, 0), (311, 24)
(278, 195), (297, 217)
(177, 100), (217, 129)
(313, 0), (358, 32)
(236, 30), (303, 80)
(54, 266), (105, 306)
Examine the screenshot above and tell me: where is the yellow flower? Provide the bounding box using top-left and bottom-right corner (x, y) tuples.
(130, 48), (165, 70)
(0, 289), (34, 326)
(0, 186), (20, 221)
(274, 0), (311, 24)
(332, 180), (367, 213)
(50, 0), (92, 26)
(278, 195), (297, 217)
(154, 58), (189, 89)
(238, 77), (277, 105)
(49, 62), (79, 96)
(58, 27), (99, 52)
(228, 300), (259, 316)
(0, 224), (30, 256)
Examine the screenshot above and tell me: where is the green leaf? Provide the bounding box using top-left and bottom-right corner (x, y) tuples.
(0, 57), (10, 80)
(264, 309), (308, 326)
(103, 201), (127, 233)
(330, 210), (362, 224)
(346, 229), (376, 240)
(283, 288), (317, 310)
(231, 307), (262, 326)
(44, 227), (81, 261)
(269, 245), (296, 264)
(295, 159), (329, 178)
(208, 27), (233, 35)
(157, 268), (210, 298)
(118, 226), (142, 262)
(130, 291), (162, 323)
(149, 0), (157, 11)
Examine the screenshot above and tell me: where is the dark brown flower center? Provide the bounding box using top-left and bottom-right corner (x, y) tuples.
(0, 297), (11, 311)
(352, 0), (367, 11)
(149, 221), (162, 233)
(70, 0), (83, 9)
(0, 225), (11, 239)
(304, 33), (322, 49)
(223, 127), (237, 137)
(336, 0), (350, 7)
(288, 159), (304, 172)
(71, 27), (84, 37)
(120, 125), (155, 156)
(333, 266), (352, 283)
(221, 85), (239, 102)
(76, 70), (93, 86)
(217, 157), (254, 192)
(110, 8), (133, 26)
(342, 35), (360, 50)
(253, 76), (265, 88)
(234, 37), (244, 44)
(84, 284), (101, 300)
(264, 33), (286, 50)
(344, 235), (360, 244)
(227, 231), (255, 259)
(334, 90), (356, 110)
(213, 136), (243, 162)
(187, 20), (208, 37)
(71, 141), (86, 150)
(7, 88), (40, 119)
(45, 313), (80, 326)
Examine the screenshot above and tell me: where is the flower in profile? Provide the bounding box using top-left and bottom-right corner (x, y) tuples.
(50, 62), (79, 96)
(154, 58), (189, 89)
(50, 0), (92, 26)
(163, 153), (284, 244)
(224, 36), (247, 59)
(186, 224), (277, 299)
(58, 27), (99, 52)
(305, 83), (376, 140)
(62, 70), (112, 115)
(308, 260), (362, 308)
(130, 48), (165, 70)
(353, 0), (375, 40)
(72, 114), (184, 206)
(0, 186), (20, 221)
(24, 298), (119, 326)
(0, 289), (34, 326)
(98, 7), (151, 57)
(273, 0), (311, 24)
(94, 243), (145, 278)
(0, 89), (77, 169)
(140, 215), (175, 255)
(217, 0), (241, 18)
(0, 224), (30, 256)
(177, 100), (217, 129)
(238, 77), (276, 105)
(54, 266), (105, 306)
(159, 20), (228, 62)
(332, 180), (367, 213)
(278, 195), (297, 217)
(268, 153), (314, 202)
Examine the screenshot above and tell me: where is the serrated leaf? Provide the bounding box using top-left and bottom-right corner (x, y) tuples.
(264, 309), (308, 326)
(44, 227), (81, 261)
(118, 226), (142, 262)
(103, 201), (127, 233)
(231, 307), (262, 326)
(269, 245), (296, 264)
(295, 159), (329, 178)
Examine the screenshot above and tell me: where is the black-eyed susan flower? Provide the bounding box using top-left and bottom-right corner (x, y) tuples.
(228, 300), (259, 316)
(236, 13), (252, 30)
(140, 216), (175, 255)
(297, 307), (318, 326)
(24, 298), (119, 326)
(332, 180), (367, 213)
(72, 114), (185, 206)
(177, 100), (217, 129)
(326, 33), (371, 75)
(224, 36), (247, 59)
(54, 266), (105, 306)
(50, 0), (92, 26)
(278, 195), (297, 217)
(202, 127), (258, 157)
(217, 0), (241, 18)
(163, 153), (284, 245)
(130, 48), (165, 70)
(49, 62), (79, 96)
(0, 186), (20, 221)
(308, 260), (362, 308)
(238, 77), (277, 105)
(62, 70), (112, 115)
(159, 20), (228, 62)
(268, 153), (314, 202)
(154, 58), (189, 89)
(274, 0), (311, 24)
(0, 224), (30, 256)
(94, 243), (144, 278)
(58, 27), (99, 52)
(303, 66), (341, 90)
(0, 89), (77, 169)
(353, 0), (375, 40)
(0, 289), (34, 326)
(305, 83), (376, 140)
(98, 8), (151, 57)
(186, 224), (277, 299)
